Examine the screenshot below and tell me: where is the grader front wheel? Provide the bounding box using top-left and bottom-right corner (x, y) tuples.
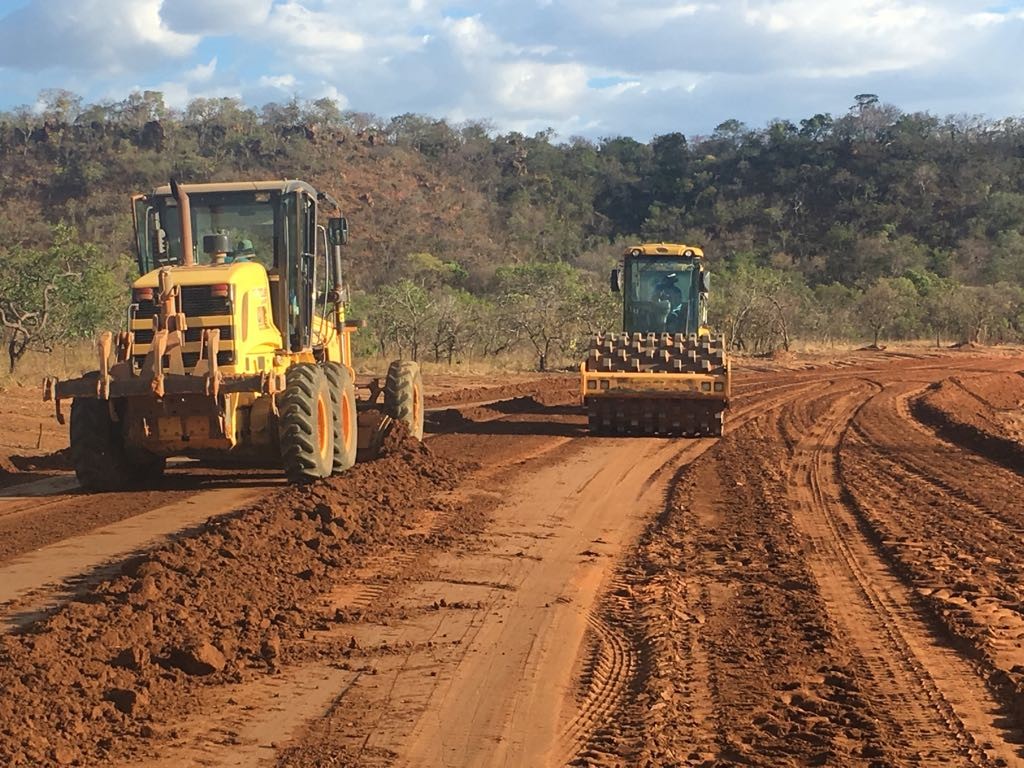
(324, 362), (358, 473)
(70, 396), (165, 491)
(384, 361), (424, 440)
(278, 364), (334, 482)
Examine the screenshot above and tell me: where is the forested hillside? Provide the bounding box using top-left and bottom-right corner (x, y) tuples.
(2, 89), (1023, 370)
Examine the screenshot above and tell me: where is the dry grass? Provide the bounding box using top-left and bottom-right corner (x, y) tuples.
(0, 342), (97, 390)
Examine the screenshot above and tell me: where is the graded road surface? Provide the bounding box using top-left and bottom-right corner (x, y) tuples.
(2, 351), (1024, 767)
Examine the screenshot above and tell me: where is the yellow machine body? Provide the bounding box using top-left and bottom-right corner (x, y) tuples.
(581, 242), (731, 436)
(46, 179), (356, 462)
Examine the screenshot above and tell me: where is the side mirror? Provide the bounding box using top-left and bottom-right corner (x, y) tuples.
(610, 268), (621, 293)
(328, 216), (349, 247)
(700, 271), (711, 294)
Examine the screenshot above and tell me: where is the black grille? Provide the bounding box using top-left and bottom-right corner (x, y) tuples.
(184, 326), (233, 342)
(135, 287), (230, 319)
(133, 325), (233, 345)
(132, 350), (235, 369)
(183, 351), (235, 368)
(133, 286), (234, 366)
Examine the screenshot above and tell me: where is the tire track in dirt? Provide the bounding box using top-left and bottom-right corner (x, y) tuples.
(578, 408), (892, 766)
(558, 592), (638, 765)
(561, 377), (865, 766)
(838, 377), (1024, 749)
(572, 359), (1024, 767)
(788, 381), (1018, 766)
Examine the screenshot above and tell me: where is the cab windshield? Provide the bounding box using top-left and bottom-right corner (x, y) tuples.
(624, 258), (696, 334)
(134, 191), (278, 272)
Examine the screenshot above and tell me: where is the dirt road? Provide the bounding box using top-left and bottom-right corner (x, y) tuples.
(2, 351), (1024, 767)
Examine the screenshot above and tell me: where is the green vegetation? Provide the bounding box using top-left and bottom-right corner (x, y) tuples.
(0, 223), (128, 372)
(2, 89), (1024, 371)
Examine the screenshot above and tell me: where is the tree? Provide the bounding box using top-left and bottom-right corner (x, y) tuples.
(494, 262), (589, 370)
(711, 262), (810, 353)
(855, 276), (922, 347)
(428, 288), (479, 364)
(0, 223), (127, 372)
(365, 280), (435, 361)
(946, 283), (1023, 345)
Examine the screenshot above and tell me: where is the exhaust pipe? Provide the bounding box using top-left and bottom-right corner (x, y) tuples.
(169, 178), (194, 267)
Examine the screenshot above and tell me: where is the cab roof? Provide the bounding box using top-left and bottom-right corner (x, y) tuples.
(147, 179), (318, 197)
(624, 243), (704, 258)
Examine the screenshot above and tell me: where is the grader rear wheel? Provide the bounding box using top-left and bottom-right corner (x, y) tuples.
(384, 360), (424, 440)
(323, 362), (358, 473)
(70, 396), (165, 491)
(278, 363), (334, 482)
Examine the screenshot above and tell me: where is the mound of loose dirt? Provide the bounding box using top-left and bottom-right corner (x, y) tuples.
(426, 383), (580, 434)
(8, 448), (72, 472)
(425, 376), (577, 408)
(913, 371), (1024, 471)
(0, 434), (468, 767)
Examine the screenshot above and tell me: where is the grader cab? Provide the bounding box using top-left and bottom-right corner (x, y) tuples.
(581, 243), (730, 436)
(44, 179), (423, 491)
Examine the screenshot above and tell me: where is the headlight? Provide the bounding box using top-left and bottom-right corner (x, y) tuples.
(630, 248), (642, 257)
(684, 249), (695, 257)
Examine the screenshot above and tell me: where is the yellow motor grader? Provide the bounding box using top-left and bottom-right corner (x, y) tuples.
(581, 243), (730, 436)
(44, 179), (423, 490)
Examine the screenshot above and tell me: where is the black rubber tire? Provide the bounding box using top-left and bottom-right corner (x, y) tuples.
(323, 362), (358, 473)
(278, 363), (334, 482)
(384, 360), (424, 440)
(69, 397), (165, 491)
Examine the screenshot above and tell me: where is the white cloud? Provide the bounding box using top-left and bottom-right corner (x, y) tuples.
(160, 0), (273, 34)
(264, 2), (366, 54)
(0, 0), (1022, 139)
(258, 73), (298, 90)
(495, 61), (588, 114)
(0, 0), (197, 72)
(186, 58), (218, 83)
(444, 15), (499, 55)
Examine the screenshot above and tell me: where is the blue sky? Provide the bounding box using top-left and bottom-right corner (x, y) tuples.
(0, 0), (1022, 139)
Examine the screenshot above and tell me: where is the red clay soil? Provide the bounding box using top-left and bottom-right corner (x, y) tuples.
(424, 374), (578, 408)
(562, 361), (1024, 767)
(840, 372), (1024, 743)
(6, 353), (1024, 767)
(0, 434), (470, 767)
(913, 370), (1024, 471)
(0, 384), (68, 488)
(576, 419), (891, 766)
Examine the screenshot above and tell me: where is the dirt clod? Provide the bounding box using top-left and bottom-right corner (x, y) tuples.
(168, 641), (226, 676)
(105, 687), (149, 715)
